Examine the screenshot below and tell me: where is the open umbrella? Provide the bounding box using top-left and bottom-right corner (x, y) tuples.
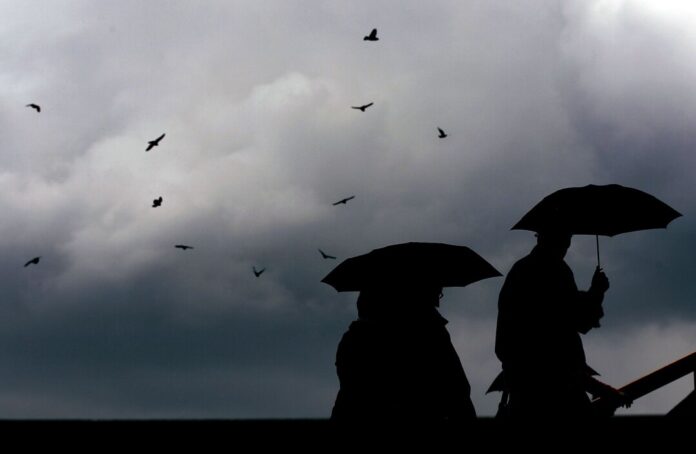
(321, 242), (501, 292)
(512, 184), (682, 265)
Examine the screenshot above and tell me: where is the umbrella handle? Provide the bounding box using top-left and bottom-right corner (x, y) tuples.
(596, 235), (600, 268)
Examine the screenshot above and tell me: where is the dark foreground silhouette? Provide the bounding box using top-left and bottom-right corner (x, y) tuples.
(495, 230), (629, 418)
(0, 417), (690, 450)
(324, 242), (501, 422)
(331, 285), (476, 422)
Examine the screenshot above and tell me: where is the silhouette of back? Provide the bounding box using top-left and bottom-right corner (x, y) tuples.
(494, 231), (615, 418)
(331, 285), (476, 422)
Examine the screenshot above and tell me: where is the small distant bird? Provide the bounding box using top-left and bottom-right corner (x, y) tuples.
(253, 266), (266, 277)
(437, 127), (448, 138)
(146, 133), (165, 151)
(26, 103), (41, 113)
(351, 103), (374, 112)
(24, 256), (41, 267)
(364, 28), (379, 41)
(175, 244), (194, 250)
(152, 196), (163, 208)
(318, 249), (337, 260)
(333, 195), (355, 206)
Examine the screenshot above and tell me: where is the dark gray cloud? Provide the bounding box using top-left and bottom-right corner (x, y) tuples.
(0, 1), (694, 417)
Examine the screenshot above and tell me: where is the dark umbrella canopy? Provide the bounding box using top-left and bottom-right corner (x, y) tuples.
(512, 184), (681, 236)
(321, 242), (501, 292)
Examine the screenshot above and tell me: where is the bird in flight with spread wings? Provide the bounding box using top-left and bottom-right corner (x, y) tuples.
(351, 103), (374, 112)
(253, 266), (266, 277)
(26, 103), (41, 113)
(146, 133), (165, 151)
(175, 244), (194, 250)
(364, 28), (379, 41)
(333, 195), (355, 206)
(24, 256), (41, 267)
(152, 196), (163, 208)
(437, 127), (448, 138)
(318, 249), (337, 260)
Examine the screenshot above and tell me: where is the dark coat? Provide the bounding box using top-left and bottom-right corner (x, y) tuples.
(495, 246), (604, 417)
(331, 308), (476, 422)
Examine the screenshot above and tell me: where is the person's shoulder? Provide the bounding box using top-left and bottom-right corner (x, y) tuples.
(507, 252), (536, 275)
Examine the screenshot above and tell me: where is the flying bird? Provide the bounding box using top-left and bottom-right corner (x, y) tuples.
(175, 244), (194, 250)
(333, 195), (355, 206)
(364, 28), (379, 41)
(351, 103), (374, 112)
(24, 256), (41, 267)
(318, 249), (337, 260)
(146, 133), (165, 151)
(253, 266), (266, 277)
(437, 127), (448, 138)
(152, 196), (163, 208)
(26, 103), (41, 113)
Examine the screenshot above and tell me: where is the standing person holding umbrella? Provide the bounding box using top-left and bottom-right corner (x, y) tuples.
(322, 242), (501, 423)
(495, 225), (621, 418)
(494, 184), (680, 418)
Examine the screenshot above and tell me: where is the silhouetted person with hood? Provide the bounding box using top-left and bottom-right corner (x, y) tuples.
(331, 283), (476, 423)
(495, 229), (629, 418)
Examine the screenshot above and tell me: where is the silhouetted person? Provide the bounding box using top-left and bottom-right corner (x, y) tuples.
(495, 229), (628, 418)
(146, 133), (165, 151)
(332, 284), (476, 422)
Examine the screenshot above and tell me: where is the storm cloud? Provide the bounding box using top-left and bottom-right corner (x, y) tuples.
(0, 0), (695, 417)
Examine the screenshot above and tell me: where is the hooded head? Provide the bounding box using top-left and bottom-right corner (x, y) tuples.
(356, 282), (443, 322)
(535, 229), (572, 260)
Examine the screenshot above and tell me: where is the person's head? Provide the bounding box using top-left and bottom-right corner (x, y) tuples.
(356, 282), (443, 320)
(535, 229), (572, 259)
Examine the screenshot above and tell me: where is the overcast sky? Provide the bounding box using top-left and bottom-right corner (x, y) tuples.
(1, 0), (695, 418)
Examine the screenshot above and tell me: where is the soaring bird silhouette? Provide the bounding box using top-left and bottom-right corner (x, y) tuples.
(333, 195), (355, 206)
(351, 103), (374, 112)
(253, 266), (266, 277)
(318, 249), (337, 260)
(364, 28), (379, 41)
(146, 133), (165, 151)
(175, 244), (194, 250)
(24, 256), (41, 267)
(437, 127), (448, 138)
(152, 196), (163, 208)
(26, 103), (41, 113)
